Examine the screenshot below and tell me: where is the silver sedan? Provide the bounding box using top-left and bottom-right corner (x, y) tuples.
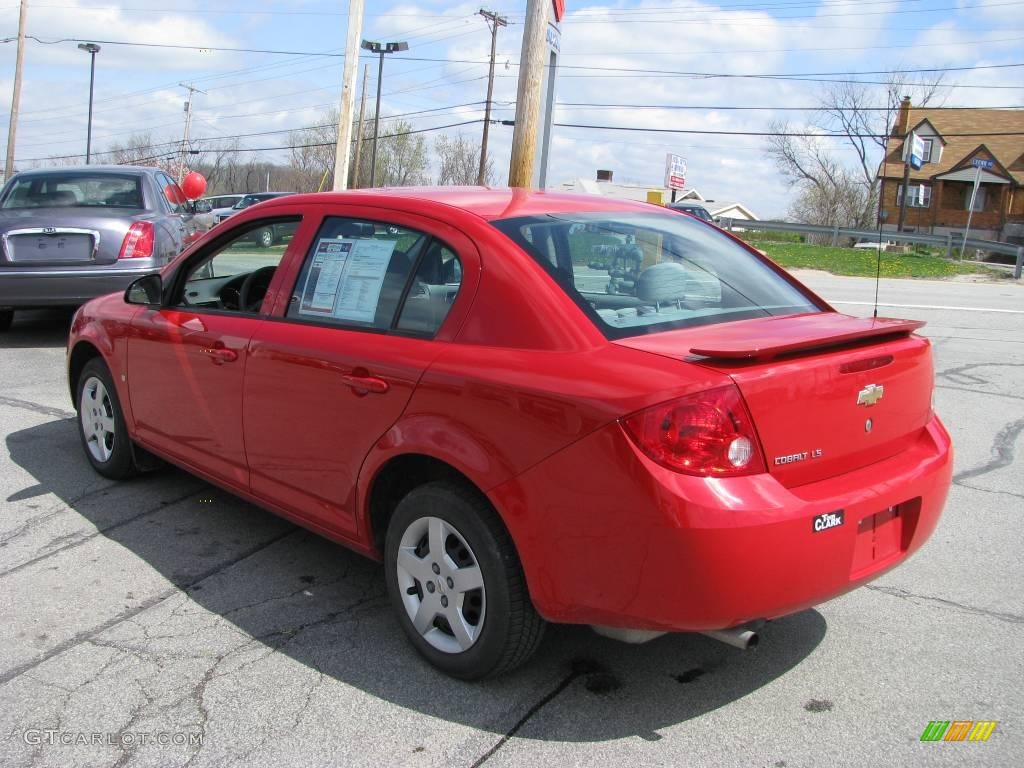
(0, 165), (204, 330)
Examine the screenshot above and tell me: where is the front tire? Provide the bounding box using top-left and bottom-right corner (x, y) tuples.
(384, 482), (545, 679)
(256, 227), (274, 248)
(0, 309), (12, 331)
(76, 358), (137, 479)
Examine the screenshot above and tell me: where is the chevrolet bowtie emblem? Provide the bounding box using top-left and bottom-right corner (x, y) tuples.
(857, 384), (884, 407)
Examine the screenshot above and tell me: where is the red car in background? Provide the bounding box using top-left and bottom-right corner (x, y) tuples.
(67, 188), (952, 679)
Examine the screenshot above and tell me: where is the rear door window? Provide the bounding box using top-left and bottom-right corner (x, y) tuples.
(287, 217), (462, 335)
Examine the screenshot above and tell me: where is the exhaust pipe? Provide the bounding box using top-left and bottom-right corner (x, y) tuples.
(700, 627), (760, 650)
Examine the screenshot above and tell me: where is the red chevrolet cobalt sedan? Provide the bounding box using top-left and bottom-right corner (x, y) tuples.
(67, 188), (952, 678)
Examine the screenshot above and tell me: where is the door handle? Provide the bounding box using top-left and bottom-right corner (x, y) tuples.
(202, 347), (238, 364)
(341, 373), (389, 395)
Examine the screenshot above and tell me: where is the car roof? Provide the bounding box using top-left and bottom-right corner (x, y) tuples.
(257, 186), (664, 221)
(11, 165), (161, 176)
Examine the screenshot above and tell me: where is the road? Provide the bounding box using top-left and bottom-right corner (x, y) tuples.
(0, 274), (1021, 767)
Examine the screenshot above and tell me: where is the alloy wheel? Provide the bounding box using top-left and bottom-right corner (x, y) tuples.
(80, 375), (116, 463)
(395, 515), (486, 653)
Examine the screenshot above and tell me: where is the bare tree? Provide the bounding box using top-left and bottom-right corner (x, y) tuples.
(766, 123), (870, 234)
(354, 120), (429, 187)
(435, 133), (493, 185)
(285, 108), (338, 192)
(767, 73), (947, 228)
(106, 132), (177, 173)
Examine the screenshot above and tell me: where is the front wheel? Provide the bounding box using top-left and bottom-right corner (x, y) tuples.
(76, 358), (138, 479)
(256, 227), (274, 248)
(384, 482), (545, 679)
(0, 309), (12, 331)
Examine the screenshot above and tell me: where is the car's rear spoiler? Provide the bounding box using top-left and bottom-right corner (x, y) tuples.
(688, 314), (926, 362)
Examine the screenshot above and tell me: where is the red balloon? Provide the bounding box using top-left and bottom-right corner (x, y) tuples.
(181, 171), (207, 200)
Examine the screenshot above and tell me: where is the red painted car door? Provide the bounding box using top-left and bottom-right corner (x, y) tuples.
(127, 215), (306, 489)
(128, 309), (259, 488)
(242, 211), (477, 540)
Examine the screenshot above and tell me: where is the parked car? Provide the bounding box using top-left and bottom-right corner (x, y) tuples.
(212, 192), (296, 247)
(0, 165), (203, 330)
(200, 193), (243, 224)
(67, 188), (952, 678)
(214, 192), (293, 224)
(667, 201), (715, 224)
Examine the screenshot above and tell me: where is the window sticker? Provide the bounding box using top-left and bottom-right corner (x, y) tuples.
(297, 237), (397, 323)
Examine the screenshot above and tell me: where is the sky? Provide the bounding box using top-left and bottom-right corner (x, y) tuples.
(1, 0), (1021, 218)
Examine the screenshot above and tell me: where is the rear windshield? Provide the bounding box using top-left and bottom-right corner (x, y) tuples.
(1, 173), (144, 209)
(492, 211), (820, 339)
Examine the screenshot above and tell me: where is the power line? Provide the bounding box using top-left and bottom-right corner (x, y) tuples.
(7, 35), (1022, 80)
(556, 103), (1024, 112)
(15, 116), (488, 164)
(540, 123), (1024, 138)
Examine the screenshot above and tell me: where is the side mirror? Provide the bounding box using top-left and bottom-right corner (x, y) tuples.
(125, 274), (163, 307)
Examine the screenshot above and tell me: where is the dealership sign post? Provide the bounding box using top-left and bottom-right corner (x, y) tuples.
(665, 154), (687, 200)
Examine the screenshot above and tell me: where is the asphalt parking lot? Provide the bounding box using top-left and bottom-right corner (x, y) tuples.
(1, 273), (1021, 767)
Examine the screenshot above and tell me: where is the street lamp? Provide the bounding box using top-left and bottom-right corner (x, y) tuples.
(77, 43), (101, 164)
(360, 39), (408, 187)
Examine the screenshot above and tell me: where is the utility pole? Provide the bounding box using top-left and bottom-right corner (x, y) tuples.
(4, 0), (28, 181)
(477, 8), (507, 186)
(508, 0), (549, 187)
(332, 0), (364, 191)
(352, 64), (369, 188)
(178, 83), (205, 183)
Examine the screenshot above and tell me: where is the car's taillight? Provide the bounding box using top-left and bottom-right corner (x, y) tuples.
(119, 222), (155, 259)
(622, 385), (766, 477)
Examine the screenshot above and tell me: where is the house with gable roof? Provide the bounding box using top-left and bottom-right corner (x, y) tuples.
(877, 98), (1024, 243)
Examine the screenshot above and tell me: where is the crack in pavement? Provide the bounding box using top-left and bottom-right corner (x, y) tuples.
(953, 417), (1024, 483)
(0, 488), (206, 580)
(469, 665), (590, 768)
(936, 383), (1024, 402)
(0, 396), (75, 420)
(0, 528), (299, 688)
(953, 481), (1024, 501)
(866, 585), (1024, 625)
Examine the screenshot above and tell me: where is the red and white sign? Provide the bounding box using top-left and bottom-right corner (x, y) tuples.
(552, 1), (565, 22)
(665, 153), (687, 190)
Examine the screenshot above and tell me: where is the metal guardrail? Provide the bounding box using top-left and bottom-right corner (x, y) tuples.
(718, 218), (1024, 280)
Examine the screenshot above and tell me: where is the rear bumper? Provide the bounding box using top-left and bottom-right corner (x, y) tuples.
(492, 415), (952, 632)
(0, 268), (157, 308)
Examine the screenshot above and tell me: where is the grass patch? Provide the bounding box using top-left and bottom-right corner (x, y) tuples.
(744, 239), (1004, 279)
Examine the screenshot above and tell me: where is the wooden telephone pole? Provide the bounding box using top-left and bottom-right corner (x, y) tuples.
(332, 0), (364, 191)
(508, 0), (550, 187)
(477, 9), (507, 186)
(4, 0), (28, 181)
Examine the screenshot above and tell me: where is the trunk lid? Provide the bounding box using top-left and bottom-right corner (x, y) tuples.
(0, 208), (150, 267)
(615, 312), (934, 487)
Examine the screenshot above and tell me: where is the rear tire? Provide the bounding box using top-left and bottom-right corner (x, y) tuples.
(76, 358), (138, 479)
(0, 309), (12, 331)
(384, 482), (545, 679)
